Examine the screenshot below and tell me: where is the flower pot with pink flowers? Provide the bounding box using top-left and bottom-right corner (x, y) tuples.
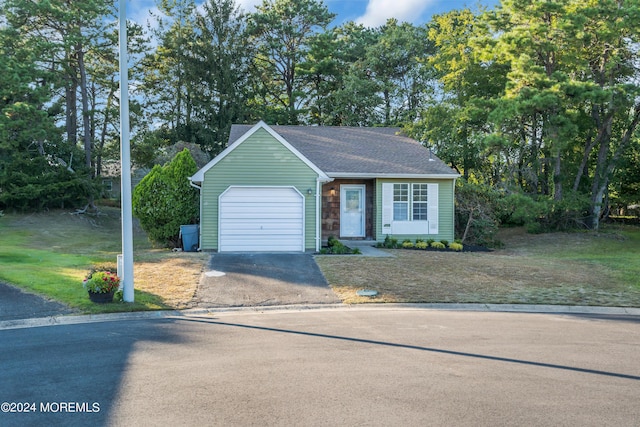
(83, 271), (120, 303)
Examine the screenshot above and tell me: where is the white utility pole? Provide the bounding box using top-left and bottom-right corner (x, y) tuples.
(119, 0), (134, 302)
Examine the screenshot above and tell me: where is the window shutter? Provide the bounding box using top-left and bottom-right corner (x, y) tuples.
(428, 183), (438, 234)
(382, 183), (393, 234)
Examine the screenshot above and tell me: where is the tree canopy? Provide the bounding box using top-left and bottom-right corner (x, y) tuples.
(1, 0), (638, 231)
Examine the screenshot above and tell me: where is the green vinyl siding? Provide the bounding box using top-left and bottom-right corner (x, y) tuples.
(200, 128), (320, 250)
(375, 178), (456, 242)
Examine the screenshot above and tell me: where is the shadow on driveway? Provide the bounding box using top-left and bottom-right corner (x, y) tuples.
(194, 253), (341, 308)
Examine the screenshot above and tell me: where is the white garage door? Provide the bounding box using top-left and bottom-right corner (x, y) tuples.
(219, 186), (304, 252)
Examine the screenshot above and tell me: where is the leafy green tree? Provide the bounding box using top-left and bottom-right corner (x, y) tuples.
(0, 6), (98, 211)
(188, 0), (254, 154)
(573, 0), (640, 228)
(132, 149), (199, 247)
(88, 20), (149, 178)
(309, 22), (381, 125)
(363, 19), (435, 125)
(406, 8), (506, 182)
(485, 0), (640, 228)
(142, 0), (197, 141)
(247, 0), (335, 124)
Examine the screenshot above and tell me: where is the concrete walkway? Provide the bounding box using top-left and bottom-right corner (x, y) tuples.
(339, 240), (394, 257)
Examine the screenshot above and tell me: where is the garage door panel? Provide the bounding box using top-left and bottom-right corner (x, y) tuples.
(220, 226), (302, 235)
(219, 187), (304, 252)
(220, 210), (302, 219)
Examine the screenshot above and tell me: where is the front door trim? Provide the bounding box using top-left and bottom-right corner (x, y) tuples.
(340, 184), (365, 237)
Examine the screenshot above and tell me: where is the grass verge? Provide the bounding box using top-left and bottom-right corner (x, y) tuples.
(0, 208), (208, 314)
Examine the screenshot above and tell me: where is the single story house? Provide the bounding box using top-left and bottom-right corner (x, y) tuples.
(189, 121), (460, 252)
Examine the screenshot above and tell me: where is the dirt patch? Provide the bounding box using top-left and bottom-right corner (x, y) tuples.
(93, 252), (209, 310)
(133, 254), (209, 309)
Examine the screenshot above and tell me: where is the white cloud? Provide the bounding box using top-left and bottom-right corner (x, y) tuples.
(356, 0), (436, 27)
(234, 0), (262, 13)
(127, 1), (160, 29)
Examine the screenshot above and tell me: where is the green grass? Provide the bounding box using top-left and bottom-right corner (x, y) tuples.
(0, 208), (170, 314)
(506, 226), (640, 289)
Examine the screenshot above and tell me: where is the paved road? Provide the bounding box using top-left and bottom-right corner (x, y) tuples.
(1, 307), (639, 426)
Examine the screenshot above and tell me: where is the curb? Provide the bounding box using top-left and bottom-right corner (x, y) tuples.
(1, 303), (639, 331)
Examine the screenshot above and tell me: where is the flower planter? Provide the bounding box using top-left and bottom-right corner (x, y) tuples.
(84, 271), (119, 302)
(88, 290), (115, 304)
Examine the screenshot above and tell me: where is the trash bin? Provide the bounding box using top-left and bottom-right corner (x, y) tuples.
(180, 225), (199, 252)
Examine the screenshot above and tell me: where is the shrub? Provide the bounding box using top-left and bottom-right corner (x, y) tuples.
(455, 180), (501, 247)
(448, 242), (464, 251)
(430, 241), (446, 249)
(321, 238), (359, 254)
(440, 239), (449, 246)
(327, 236), (339, 247)
(500, 191), (590, 233)
(331, 243), (350, 254)
(132, 149), (199, 247)
(402, 239), (414, 248)
(426, 239), (435, 245)
(0, 147), (100, 212)
(383, 235), (398, 248)
(415, 241), (429, 249)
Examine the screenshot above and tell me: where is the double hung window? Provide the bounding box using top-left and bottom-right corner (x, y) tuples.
(393, 183), (428, 221)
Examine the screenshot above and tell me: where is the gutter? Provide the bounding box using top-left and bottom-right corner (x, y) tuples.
(325, 172), (461, 179)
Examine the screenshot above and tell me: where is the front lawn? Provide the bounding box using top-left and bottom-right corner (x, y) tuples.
(2, 209), (639, 312)
(316, 226), (640, 306)
(0, 208), (208, 314)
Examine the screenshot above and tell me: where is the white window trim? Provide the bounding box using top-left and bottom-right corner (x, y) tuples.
(382, 182), (438, 235)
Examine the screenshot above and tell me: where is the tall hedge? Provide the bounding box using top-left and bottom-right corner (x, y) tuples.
(132, 149), (199, 247)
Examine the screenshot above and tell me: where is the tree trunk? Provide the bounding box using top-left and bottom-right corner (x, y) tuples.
(461, 208), (474, 244)
(65, 80), (77, 145)
(572, 131), (595, 192)
(553, 149), (562, 201)
(588, 104), (640, 229)
(76, 45), (92, 173)
(96, 80), (115, 177)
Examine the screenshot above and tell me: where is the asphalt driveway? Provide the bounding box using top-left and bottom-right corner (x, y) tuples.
(193, 253), (341, 308)
(0, 282), (76, 321)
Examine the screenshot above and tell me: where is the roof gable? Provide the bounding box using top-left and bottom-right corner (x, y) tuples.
(190, 121), (330, 183)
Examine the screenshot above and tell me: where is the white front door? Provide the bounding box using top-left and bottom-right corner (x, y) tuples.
(340, 185), (365, 237)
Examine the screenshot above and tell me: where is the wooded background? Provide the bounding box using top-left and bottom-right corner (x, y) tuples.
(1, 0), (638, 234)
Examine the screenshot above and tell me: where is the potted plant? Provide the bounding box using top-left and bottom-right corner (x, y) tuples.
(83, 271), (120, 303)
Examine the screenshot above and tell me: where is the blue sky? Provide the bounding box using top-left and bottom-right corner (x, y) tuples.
(129, 0), (500, 29)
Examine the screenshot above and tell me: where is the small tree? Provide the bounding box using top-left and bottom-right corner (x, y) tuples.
(132, 149), (199, 247)
(455, 181), (501, 247)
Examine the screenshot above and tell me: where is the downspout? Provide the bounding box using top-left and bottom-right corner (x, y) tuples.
(189, 179), (202, 251)
(316, 177), (333, 252)
(452, 177), (458, 242)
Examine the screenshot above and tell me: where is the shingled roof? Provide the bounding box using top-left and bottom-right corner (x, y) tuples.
(228, 124), (459, 178)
